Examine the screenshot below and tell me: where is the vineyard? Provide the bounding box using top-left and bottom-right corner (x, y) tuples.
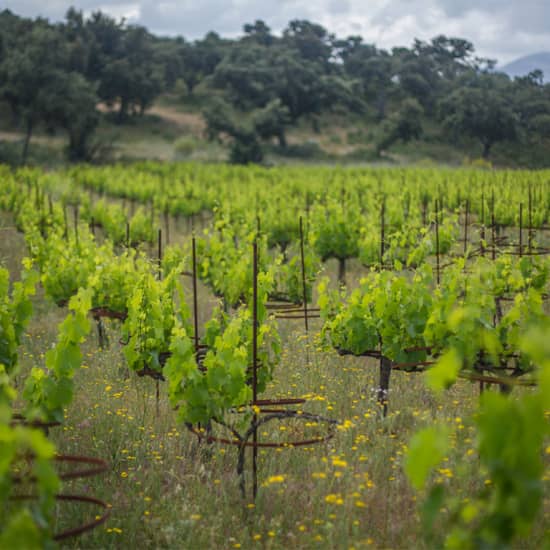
(1, 162), (549, 549)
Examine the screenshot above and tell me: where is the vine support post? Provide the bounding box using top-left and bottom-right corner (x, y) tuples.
(34, 182), (40, 210)
(63, 203), (68, 241)
(192, 236), (199, 355)
(491, 189), (496, 261)
(480, 186), (485, 258)
(305, 193), (311, 236)
(96, 316), (108, 349)
(299, 216), (310, 367)
(90, 217), (95, 237)
(126, 222), (130, 250)
(519, 203), (523, 257)
(435, 199), (440, 286)
(380, 200), (385, 268)
(422, 199), (427, 227)
(157, 229), (162, 280)
(463, 199), (469, 256)
(164, 210), (170, 246)
(252, 240), (259, 499)
(156, 228), (163, 417)
(38, 192), (46, 238)
(528, 184), (533, 254)
(378, 356), (392, 418)
(74, 205), (79, 246)
(337, 258), (346, 287)
(155, 382), (160, 416)
(299, 217), (309, 333)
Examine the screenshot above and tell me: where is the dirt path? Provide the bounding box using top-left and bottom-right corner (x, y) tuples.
(148, 105), (205, 134)
(0, 130), (65, 145)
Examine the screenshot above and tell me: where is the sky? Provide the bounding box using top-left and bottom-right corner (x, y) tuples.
(3, 0), (550, 65)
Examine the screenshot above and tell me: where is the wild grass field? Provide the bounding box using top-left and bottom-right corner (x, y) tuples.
(2, 205), (548, 550)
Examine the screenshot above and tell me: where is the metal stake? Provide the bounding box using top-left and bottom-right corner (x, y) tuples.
(252, 241), (259, 499)
(192, 236), (199, 354)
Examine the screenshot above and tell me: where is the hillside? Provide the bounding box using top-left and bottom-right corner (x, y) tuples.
(501, 52), (550, 81)
(1, 93), (550, 169)
(2, 9), (550, 169)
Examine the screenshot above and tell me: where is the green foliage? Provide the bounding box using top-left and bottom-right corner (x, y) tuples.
(319, 265), (434, 362)
(23, 288), (92, 422)
(165, 271), (281, 426)
(440, 74), (518, 158)
(122, 271), (191, 375)
(407, 308), (550, 550)
(376, 98), (424, 154)
(34, 231), (97, 306)
(87, 248), (149, 313)
(425, 348), (461, 392)
(0, 265), (60, 549)
(0, 263), (37, 374)
(404, 425), (450, 490)
(0, 425), (59, 549)
(1, 8), (550, 166)
(310, 199), (362, 262)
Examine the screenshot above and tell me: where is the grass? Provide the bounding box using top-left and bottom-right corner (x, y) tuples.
(2, 95), (549, 169)
(1, 206), (549, 549)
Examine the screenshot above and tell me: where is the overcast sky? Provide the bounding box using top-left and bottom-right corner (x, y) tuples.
(3, 0), (550, 64)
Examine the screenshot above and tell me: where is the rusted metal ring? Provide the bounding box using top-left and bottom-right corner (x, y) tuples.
(188, 409), (338, 448)
(53, 455), (109, 481)
(10, 414), (61, 429)
(10, 493), (110, 541)
(12, 455), (109, 483)
(253, 398), (306, 406)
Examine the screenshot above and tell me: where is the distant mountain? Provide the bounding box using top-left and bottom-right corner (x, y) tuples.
(500, 52), (550, 82)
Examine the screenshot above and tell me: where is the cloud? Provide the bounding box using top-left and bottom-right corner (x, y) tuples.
(2, 0), (549, 63)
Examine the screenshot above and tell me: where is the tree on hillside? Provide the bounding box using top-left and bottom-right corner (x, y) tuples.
(282, 20), (335, 66)
(41, 72), (100, 160)
(339, 40), (394, 120)
(78, 12), (163, 121)
(179, 32), (226, 95)
(98, 25), (163, 120)
(0, 23), (70, 162)
(209, 23), (359, 148)
(243, 20), (275, 47)
(83, 10), (125, 82)
(152, 36), (186, 91)
(178, 42), (204, 95)
(439, 75), (517, 158)
(510, 71), (550, 141)
(414, 35), (477, 79)
(203, 97), (262, 163)
(393, 46), (440, 115)
(203, 97), (290, 163)
(211, 44), (276, 110)
(376, 98), (424, 155)
(0, 11), (100, 162)
(63, 8), (94, 75)
(252, 99), (291, 147)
